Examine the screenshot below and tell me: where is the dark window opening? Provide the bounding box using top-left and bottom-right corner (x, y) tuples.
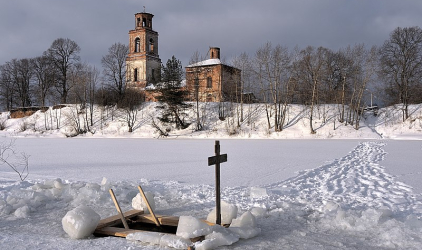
(137, 18), (141, 27)
(135, 38), (140, 52)
(151, 69), (155, 82)
(207, 77), (212, 88)
(142, 18), (146, 27)
(149, 38), (154, 53)
(134, 68), (138, 82)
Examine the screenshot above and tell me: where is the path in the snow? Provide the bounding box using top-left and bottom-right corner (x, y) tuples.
(267, 141), (422, 215)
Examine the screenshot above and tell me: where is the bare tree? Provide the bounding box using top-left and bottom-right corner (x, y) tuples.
(46, 38), (81, 104)
(379, 26), (422, 121)
(292, 46), (327, 134)
(31, 55), (55, 107)
(0, 64), (15, 110)
(119, 88), (144, 133)
(188, 50), (206, 65)
(351, 45), (378, 129)
(1, 59), (33, 108)
(101, 43), (128, 101)
(0, 139), (30, 181)
(232, 52), (251, 125)
(254, 42), (293, 132)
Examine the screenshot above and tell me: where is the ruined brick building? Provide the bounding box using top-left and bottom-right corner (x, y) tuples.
(185, 47), (241, 102)
(126, 11), (241, 102)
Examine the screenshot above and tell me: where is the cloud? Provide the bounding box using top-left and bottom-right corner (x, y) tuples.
(1, 0), (422, 68)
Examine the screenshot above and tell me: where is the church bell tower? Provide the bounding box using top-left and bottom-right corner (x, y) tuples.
(126, 12), (161, 88)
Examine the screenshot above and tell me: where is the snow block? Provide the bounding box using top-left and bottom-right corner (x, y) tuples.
(14, 205), (30, 218)
(127, 231), (163, 245)
(250, 187), (268, 198)
(230, 211), (257, 228)
(131, 192), (155, 213)
(62, 205), (101, 239)
(176, 215), (212, 239)
(206, 201), (238, 224)
(195, 230), (239, 250)
(229, 211), (261, 239)
(250, 207), (267, 218)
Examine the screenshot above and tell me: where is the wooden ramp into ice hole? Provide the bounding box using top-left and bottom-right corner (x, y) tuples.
(93, 209), (213, 242)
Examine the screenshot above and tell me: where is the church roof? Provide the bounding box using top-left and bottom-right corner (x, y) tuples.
(186, 58), (222, 68)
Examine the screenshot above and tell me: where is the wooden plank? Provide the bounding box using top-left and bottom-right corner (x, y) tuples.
(137, 185), (161, 227)
(96, 210), (144, 229)
(207, 154), (227, 166)
(135, 214), (179, 227)
(94, 226), (152, 237)
(109, 189), (130, 229)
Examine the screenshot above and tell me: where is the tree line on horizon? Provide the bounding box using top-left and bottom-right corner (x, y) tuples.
(1, 26), (422, 133)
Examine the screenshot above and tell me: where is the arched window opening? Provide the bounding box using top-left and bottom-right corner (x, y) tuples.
(134, 68), (138, 82)
(149, 38), (154, 53)
(142, 18), (146, 27)
(134, 38), (140, 52)
(207, 77), (212, 88)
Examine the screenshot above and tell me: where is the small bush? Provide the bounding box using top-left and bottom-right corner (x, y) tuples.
(0, 119), (6, 130)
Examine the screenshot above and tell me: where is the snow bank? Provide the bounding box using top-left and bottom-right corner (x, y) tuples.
(62, 205), (100, 239)
(127, 232), (192, 249)
(2, 103), (421, 140)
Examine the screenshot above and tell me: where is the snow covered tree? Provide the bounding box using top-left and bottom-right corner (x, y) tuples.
(155, 56), (191, 129)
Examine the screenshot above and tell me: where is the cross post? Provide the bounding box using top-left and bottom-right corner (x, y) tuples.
(208, 140), (227, 225)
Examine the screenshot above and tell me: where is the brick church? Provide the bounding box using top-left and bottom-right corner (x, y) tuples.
(185, 47), (241, 102)
(126, 12), (161, 90)
(125, 11), (241, 102)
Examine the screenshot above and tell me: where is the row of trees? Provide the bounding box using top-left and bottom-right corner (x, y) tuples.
(1, 26), (422, 134)
(225, 43), (378, 132)
(224, 26), (422, 131)
(0, 38), (135, 111)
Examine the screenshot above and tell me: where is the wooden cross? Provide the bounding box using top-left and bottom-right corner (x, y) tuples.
(208, 140), (227, 225)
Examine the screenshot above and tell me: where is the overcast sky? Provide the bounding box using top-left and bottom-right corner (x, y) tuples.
(1, 0), (422, 69)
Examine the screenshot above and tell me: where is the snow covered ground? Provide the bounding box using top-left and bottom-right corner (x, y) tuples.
(0, 103), (422, 249)
(1, 139), (422, 249)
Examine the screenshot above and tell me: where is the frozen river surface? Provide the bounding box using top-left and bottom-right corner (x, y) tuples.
(5, 138), (421, 191)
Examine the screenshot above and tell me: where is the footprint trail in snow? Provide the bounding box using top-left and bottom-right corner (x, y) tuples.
(268, 141), (422, 215)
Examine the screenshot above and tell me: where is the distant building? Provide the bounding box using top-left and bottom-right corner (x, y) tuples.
(126, 12), (161, 94)
(185, 47), (241, 102)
